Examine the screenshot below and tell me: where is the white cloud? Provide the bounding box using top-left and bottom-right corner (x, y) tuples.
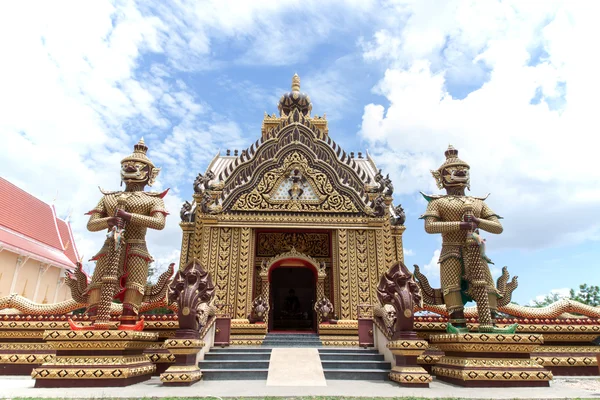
(0, 1), (247, 275)
(139, 0), (379, 70)
(529, 287), (570, 306)
(359, 1), (600, 250)
(0, 0), (379, 278)
(421, 249), (441, 287)
(404, 248), (415, 257)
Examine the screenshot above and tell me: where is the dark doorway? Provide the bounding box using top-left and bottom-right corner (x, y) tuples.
(270, 267), (316, 332)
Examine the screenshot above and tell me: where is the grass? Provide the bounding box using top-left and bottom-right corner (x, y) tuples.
(7, 397), (592, 400)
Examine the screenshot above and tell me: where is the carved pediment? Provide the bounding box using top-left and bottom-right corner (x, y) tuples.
(231, 152), (358, 213)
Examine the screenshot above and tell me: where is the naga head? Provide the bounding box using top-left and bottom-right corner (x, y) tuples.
(248, 296), (269, 323)
(168, 259), (215, 333)
(314, 297), (334, 322)
(120, 138), (160, 188)
(377, 261), (422, 338)
(431, 145), (470, 192)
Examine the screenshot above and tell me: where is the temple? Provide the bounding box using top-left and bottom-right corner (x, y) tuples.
(0, 75), (598, 389)
(180, 74), (405, 332)
(0, 177), (78, 304)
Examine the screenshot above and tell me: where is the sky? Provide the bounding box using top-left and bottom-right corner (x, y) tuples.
(0, 0), (598, 306)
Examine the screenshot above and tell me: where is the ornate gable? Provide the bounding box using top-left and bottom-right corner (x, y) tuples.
(231, 151), (359, 213)
(191, 75), (395, 222)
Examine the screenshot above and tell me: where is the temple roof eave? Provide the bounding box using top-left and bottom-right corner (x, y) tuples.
(196, 212), (388, 230)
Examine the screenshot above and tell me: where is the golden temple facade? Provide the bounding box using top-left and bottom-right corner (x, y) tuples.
(179, 74), (405, 329)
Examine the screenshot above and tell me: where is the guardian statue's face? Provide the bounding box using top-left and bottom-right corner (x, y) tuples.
(441, 164), (470, 189)
(120, 161), (151, 185)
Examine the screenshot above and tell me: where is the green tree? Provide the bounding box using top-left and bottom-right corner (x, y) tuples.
(531, 292), (564, 307)
(141, 263), (173, 315)
(570, 284), (600, 307)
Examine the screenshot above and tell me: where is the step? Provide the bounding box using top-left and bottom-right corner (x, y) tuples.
(204, 352), (272, 361)
(266, 333), (319, 336)
(319, 353), (384, 361)
(199, 360), (270, 370)
(210, 348), (272, 353)
(318, 349), (380, 354)
(262, 340), (322, 344)
(321, 360), (391, 370)
(323, 369), (389, 380)
(201, 369), (269, 380)
(265, 343), (323, 349)
(262, 341), (323, 347)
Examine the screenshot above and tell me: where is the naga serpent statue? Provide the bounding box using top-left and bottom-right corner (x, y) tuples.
(248, 296), (269, 323)
(375, 261), (422, 339)
(167, 259), (216, 337)
(314, 297), (335, 323)
(0, 261), (176, 316)
(418, 145), (516, 334)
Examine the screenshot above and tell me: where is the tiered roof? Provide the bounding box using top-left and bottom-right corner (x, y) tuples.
(196, 75), (388, 219)
(0, 177), (79, 269)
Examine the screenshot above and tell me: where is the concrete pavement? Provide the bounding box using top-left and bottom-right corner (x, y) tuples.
(1, 375), (598, 398)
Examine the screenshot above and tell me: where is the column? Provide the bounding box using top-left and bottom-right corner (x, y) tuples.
(391, 225), (406, 263)
(33, 263), (50, 302)
(259, 269), (269, 325)
(9, 255), (29, 294)
(53, 275), (66, 304)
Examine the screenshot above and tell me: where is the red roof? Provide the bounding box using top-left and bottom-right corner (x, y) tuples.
(0, 177), (79, 269)
(56, 218), (79, 265)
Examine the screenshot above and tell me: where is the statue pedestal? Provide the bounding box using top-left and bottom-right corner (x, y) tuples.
(160, 337), (204, 386)
(387, 333), (432, 387)
(32, 330), (158, 387)
(214, 317), (231, 347)
(430, 333), (553, 387)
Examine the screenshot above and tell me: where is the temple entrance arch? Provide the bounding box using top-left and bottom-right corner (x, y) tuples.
(259, 248), (327, 332)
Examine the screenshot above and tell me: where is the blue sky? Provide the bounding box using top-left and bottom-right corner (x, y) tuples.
(1, 0), (598, 305)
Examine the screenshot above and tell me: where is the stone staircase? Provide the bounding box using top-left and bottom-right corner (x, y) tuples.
(199, 348), (272, 380)
(261, 332), (323, 347)
(319, 348), (391, 380)
(199, 333), (390, 381)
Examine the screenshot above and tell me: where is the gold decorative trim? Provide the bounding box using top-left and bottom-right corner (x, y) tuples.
(210, 213), (385, 228)
(388, 339), (429, 356)
(0, 331), (43, 339)
(430, 333), (544, 345)
(230, 339), (264, 346)
(32, 365), (155, 379)
(146, 352), (176, 364)
(0, 321), (71, 330)
(432, 366), (553, 382)
(534, 345), (600, 353)
(160, 365), (202, 383)
(533, 356), (598, 367)
(418, 354), (442, 365)
(50, 356), (148, 365)
(389, 371), (433, 385)
(42, 330), (158, 342)
(437, 356), (542, 368)
(0, 343), (52, 351)
(0, 354), (54, 364)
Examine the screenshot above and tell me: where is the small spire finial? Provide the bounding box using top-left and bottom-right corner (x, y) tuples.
(291, 73), (300, 91)
(445, 144), (458, 159)
(134, 137), (148, 154)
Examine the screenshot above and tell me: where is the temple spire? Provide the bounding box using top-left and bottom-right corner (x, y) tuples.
(291, 73), (300, 92)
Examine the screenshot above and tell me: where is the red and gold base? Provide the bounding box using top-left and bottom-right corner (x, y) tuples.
(31, 330), (158, 387)
(160, 338), (204, 386)
(387, 333), (432, 387)
(430, 333), (553, 387)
